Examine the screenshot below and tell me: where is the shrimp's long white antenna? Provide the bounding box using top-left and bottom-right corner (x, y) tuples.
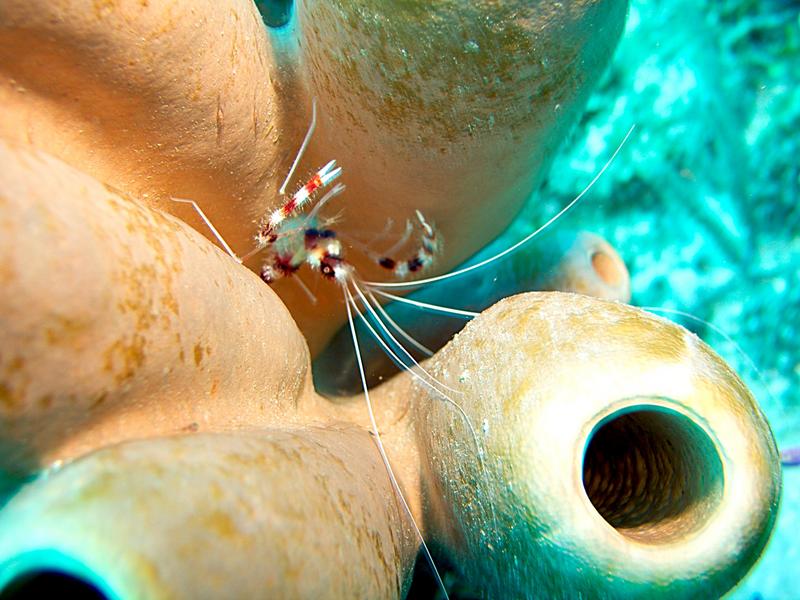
(363, 287), (434, 357)
(170, 197), (242, 262)
(343, 287), (450, 600)
(279, 99), (318, 196)
(348, 282), (501, 547)
(364, 124), (636, 289)
(369, 288), (478, 319)
(350, 281), (459, 397)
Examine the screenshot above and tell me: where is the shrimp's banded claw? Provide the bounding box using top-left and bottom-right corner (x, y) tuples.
(255, 160), (344, 250)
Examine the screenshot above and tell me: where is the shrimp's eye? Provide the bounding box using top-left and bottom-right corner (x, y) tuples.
(255, 0), (293, 28)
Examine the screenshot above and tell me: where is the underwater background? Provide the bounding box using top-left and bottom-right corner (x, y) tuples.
(523, 0), (799, 597)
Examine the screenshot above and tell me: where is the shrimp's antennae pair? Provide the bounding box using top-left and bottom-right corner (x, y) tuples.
(340, 119), (636, 590)
(344, 276), (501, 590)
(343, 286), (451, 599)
(339, 126), (642, 554)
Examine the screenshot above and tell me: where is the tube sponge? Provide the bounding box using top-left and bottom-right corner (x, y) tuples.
(0, 428), (418, 598)
(415, 293), (780, 598)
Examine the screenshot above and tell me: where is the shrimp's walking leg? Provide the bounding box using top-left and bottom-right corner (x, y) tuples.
(342, 286), (450, 600)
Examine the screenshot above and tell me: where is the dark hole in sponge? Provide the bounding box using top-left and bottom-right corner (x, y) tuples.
(582, 407), (724, 544)
(0, 570), (107, 600)
(255, 0), (293, 28)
